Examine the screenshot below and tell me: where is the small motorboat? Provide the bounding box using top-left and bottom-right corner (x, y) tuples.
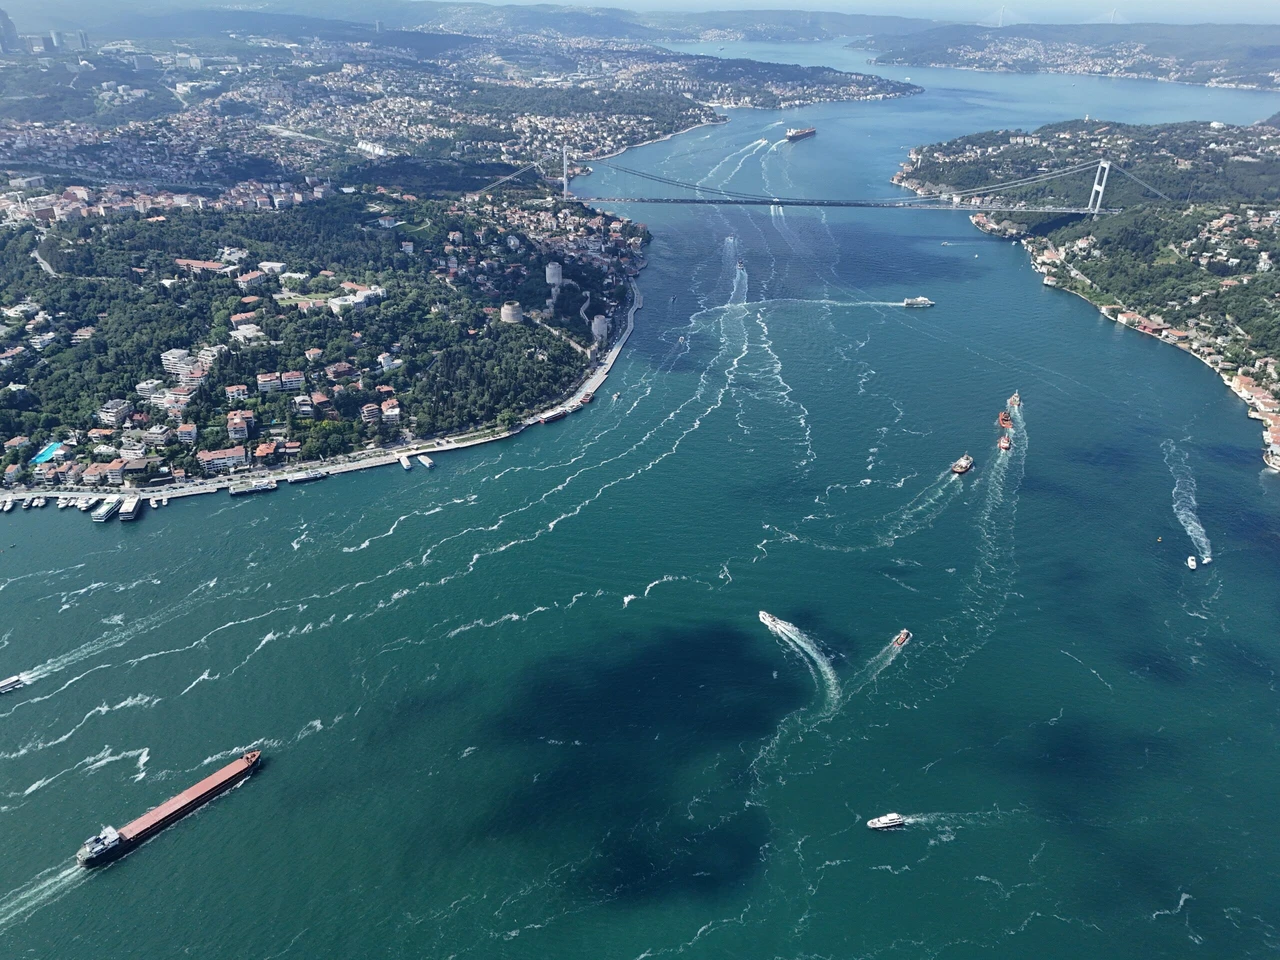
(951, 453), (974, 475)
(893, 629), (911, 647)
(612, 392), (620, 401)
(1008, 390), (1021, 407)
(867, 813), (907, 830)
(1187, 556), (1197, 570)
(998, 411), (1013, 429)
(998, 435), (1012, 452)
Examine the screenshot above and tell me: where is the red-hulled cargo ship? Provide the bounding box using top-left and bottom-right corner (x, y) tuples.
(77, 750), (261, 867)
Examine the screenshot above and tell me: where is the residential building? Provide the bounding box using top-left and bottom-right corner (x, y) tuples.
(195, 445), (247, 474)
(227, 416), (249, 441)
(380, 398), (401, 423)
(97, 399), (133, 426)
(281, 370), (305, 391)
(225, 384), (248, 401)
(257, 372), (282, 393)
(177, 423), (198, 445)
(360, 403), (381, 424)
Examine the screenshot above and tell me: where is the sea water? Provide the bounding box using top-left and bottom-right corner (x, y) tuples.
(1, 53), (1279, 957)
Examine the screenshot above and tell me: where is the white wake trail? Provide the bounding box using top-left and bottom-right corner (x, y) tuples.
(758, 612), (840, 715)
(0, 860), (89, 933)
(1161, 440), (1212, 562)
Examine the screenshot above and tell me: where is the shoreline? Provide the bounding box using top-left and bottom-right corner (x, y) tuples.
(889, 159), (1279, 473)
(1, 279), (647, 508)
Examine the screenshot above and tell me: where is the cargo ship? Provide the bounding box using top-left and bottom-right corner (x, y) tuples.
(77, 750), (261, 867)
(785, 127), (816, 142)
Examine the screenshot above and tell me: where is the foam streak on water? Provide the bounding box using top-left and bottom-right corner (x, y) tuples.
(0, 861), (88, 934)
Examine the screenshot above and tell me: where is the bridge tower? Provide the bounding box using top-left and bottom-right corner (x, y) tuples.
(1088, 160), (1111, 216)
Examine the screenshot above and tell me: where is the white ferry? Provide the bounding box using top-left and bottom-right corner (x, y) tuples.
(867, 813), (907, 830)
(230, 479), (277, 496)
(1, 499), (12, 513)
(903, 297), (934, 308)
(117, 497), (142, 521)
(0, 674), (25, 695)
(91, 498), (121, 522)
(400, 455), (412, 470)
(417, 455), (435, 469)
(79, 497), (100, 512)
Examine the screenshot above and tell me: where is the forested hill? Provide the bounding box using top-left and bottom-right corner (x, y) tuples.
(903, 119), (1280, 362)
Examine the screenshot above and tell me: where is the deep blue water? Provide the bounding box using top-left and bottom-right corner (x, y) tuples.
(1, 49), (1280, 958)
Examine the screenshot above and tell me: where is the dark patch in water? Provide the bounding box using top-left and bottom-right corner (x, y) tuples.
(473, 623), (807, 903)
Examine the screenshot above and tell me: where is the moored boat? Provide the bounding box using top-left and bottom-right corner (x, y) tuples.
(416, 455), (435, 469)
(539, 409), (568, 425)
(867, 813), (907, 830)
(91, 498), (121, 522)
(117, 496), (142, 521)
(580, 392), (593, 403)
(951, 453), (974, 474)
(1, 498), (12, 513)
(229, 479), (277, 496)
(77, 750), (261, 867)
(893, 629), (911, 647)
(286, 470), (326, 484)
(399, 455), (412, 470)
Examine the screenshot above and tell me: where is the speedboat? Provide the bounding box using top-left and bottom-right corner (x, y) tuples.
(951, 453), (974, 475)
(998, 435), (1012, 451)
(1186, 556), (1197, 570)
(867, 813), (907, 830)
(1008, 390), (1021, 407)
(893, 629), (911, 647)
(758, 611), (784, 631)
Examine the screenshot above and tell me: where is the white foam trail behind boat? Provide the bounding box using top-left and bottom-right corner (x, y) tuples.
(758, 612), (840, 715)
(0, 860), (88, 932)
(1161, 440), (1212, 562)
(841, 635), (908, 702)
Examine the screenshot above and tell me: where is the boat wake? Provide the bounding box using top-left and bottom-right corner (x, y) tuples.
(1161, 440), (1212, 562)
(0, 860), (88, 933)
(841, 633), (909, 702)
(758, 612), (840, 716)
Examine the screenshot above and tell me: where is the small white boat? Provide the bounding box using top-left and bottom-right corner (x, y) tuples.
(149, 498), (159, 509)
(399, 455), (412, 470)
(867, 813), (907, 830)
(161, 497), (169, 506)
(1186, 556), (1197, 570)
(417, 455), (435, 469)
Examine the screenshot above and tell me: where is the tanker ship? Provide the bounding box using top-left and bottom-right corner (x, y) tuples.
(77, 750), (261, 867)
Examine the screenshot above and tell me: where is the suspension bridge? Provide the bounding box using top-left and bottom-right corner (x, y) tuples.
(480, 148), (1170, 216)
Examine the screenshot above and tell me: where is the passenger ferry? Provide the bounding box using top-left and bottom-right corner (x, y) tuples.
(91, 498), (122, 522)
(400, 455), (412, 470)
(903, 297), (934, 308)
(0, 674), (25, 695)
(229, 479), (277, 496)
(117, 496), (142, 521)
(417, 455), (435, 469)
(867, 813), (907, 830)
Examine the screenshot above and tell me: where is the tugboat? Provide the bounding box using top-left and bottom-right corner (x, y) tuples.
(867, 813), (907, 830)
(951, 453), (974, 475)
(1008, 390), (1021, 408)
(998, 435), (1012, 452)
(998, 411), (1013, 429)
(893, 629), (911, 647)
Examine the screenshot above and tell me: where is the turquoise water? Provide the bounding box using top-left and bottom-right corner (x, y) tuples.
(2, 56), (1280, 958)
